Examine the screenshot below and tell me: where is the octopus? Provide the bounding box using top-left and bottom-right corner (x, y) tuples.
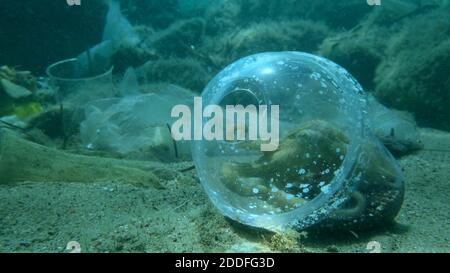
(222, 120), (349, 212)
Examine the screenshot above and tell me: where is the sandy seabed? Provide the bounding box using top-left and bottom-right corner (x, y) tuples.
(0, 128), (448, 253)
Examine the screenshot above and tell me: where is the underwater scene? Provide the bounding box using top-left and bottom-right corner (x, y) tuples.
(0, 0), (449, 254)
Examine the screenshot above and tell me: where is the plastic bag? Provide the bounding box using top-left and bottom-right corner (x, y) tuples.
(102, 0), (140, 49)
(80, 70), (195, 161)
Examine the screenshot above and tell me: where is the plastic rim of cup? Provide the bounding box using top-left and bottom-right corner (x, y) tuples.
(46, 58), (114, 82)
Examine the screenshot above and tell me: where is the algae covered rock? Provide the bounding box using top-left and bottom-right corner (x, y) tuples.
(373, 7), (450, 130)
(0, 66), (41, 118)
(318, 22), (384, 90)
(318, 4), (450, 131)
(217, 20), (330, 62)
(0, 66), (37, 92)
(1, 79), (33, 99)
(137, 57), (211, 92)
(148, 18), (206, 58)
(205, 0), (372, 31)
(317, 2), (418, 90)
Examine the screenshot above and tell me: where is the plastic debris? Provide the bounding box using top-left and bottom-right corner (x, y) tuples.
(192, 52), (404, 232)
(80, 69), (195, 161)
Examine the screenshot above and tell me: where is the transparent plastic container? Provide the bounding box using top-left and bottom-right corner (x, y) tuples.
(193, 52), (403, 232)
(46, 58), (115, 105)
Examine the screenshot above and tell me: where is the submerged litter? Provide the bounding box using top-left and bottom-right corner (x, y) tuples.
(80, 69), (195, 162)
(193, 52), (405, 232)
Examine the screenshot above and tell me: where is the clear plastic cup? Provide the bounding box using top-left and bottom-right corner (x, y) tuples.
(193, 52), (404, 231)
(46, 58), (115, 105)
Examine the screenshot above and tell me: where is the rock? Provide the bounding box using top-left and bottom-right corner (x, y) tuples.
(369, 95), (424, 155)
(0, 65), (37, 91)
(374, 7), (450, 130)
(319, 27), (383, 90)
(137, 57), (211, 92)
(217, 20), (330, 62)
(148, 18), (206, 58)
(1, 79), (32, 99)
(205, 0), (372, 32)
